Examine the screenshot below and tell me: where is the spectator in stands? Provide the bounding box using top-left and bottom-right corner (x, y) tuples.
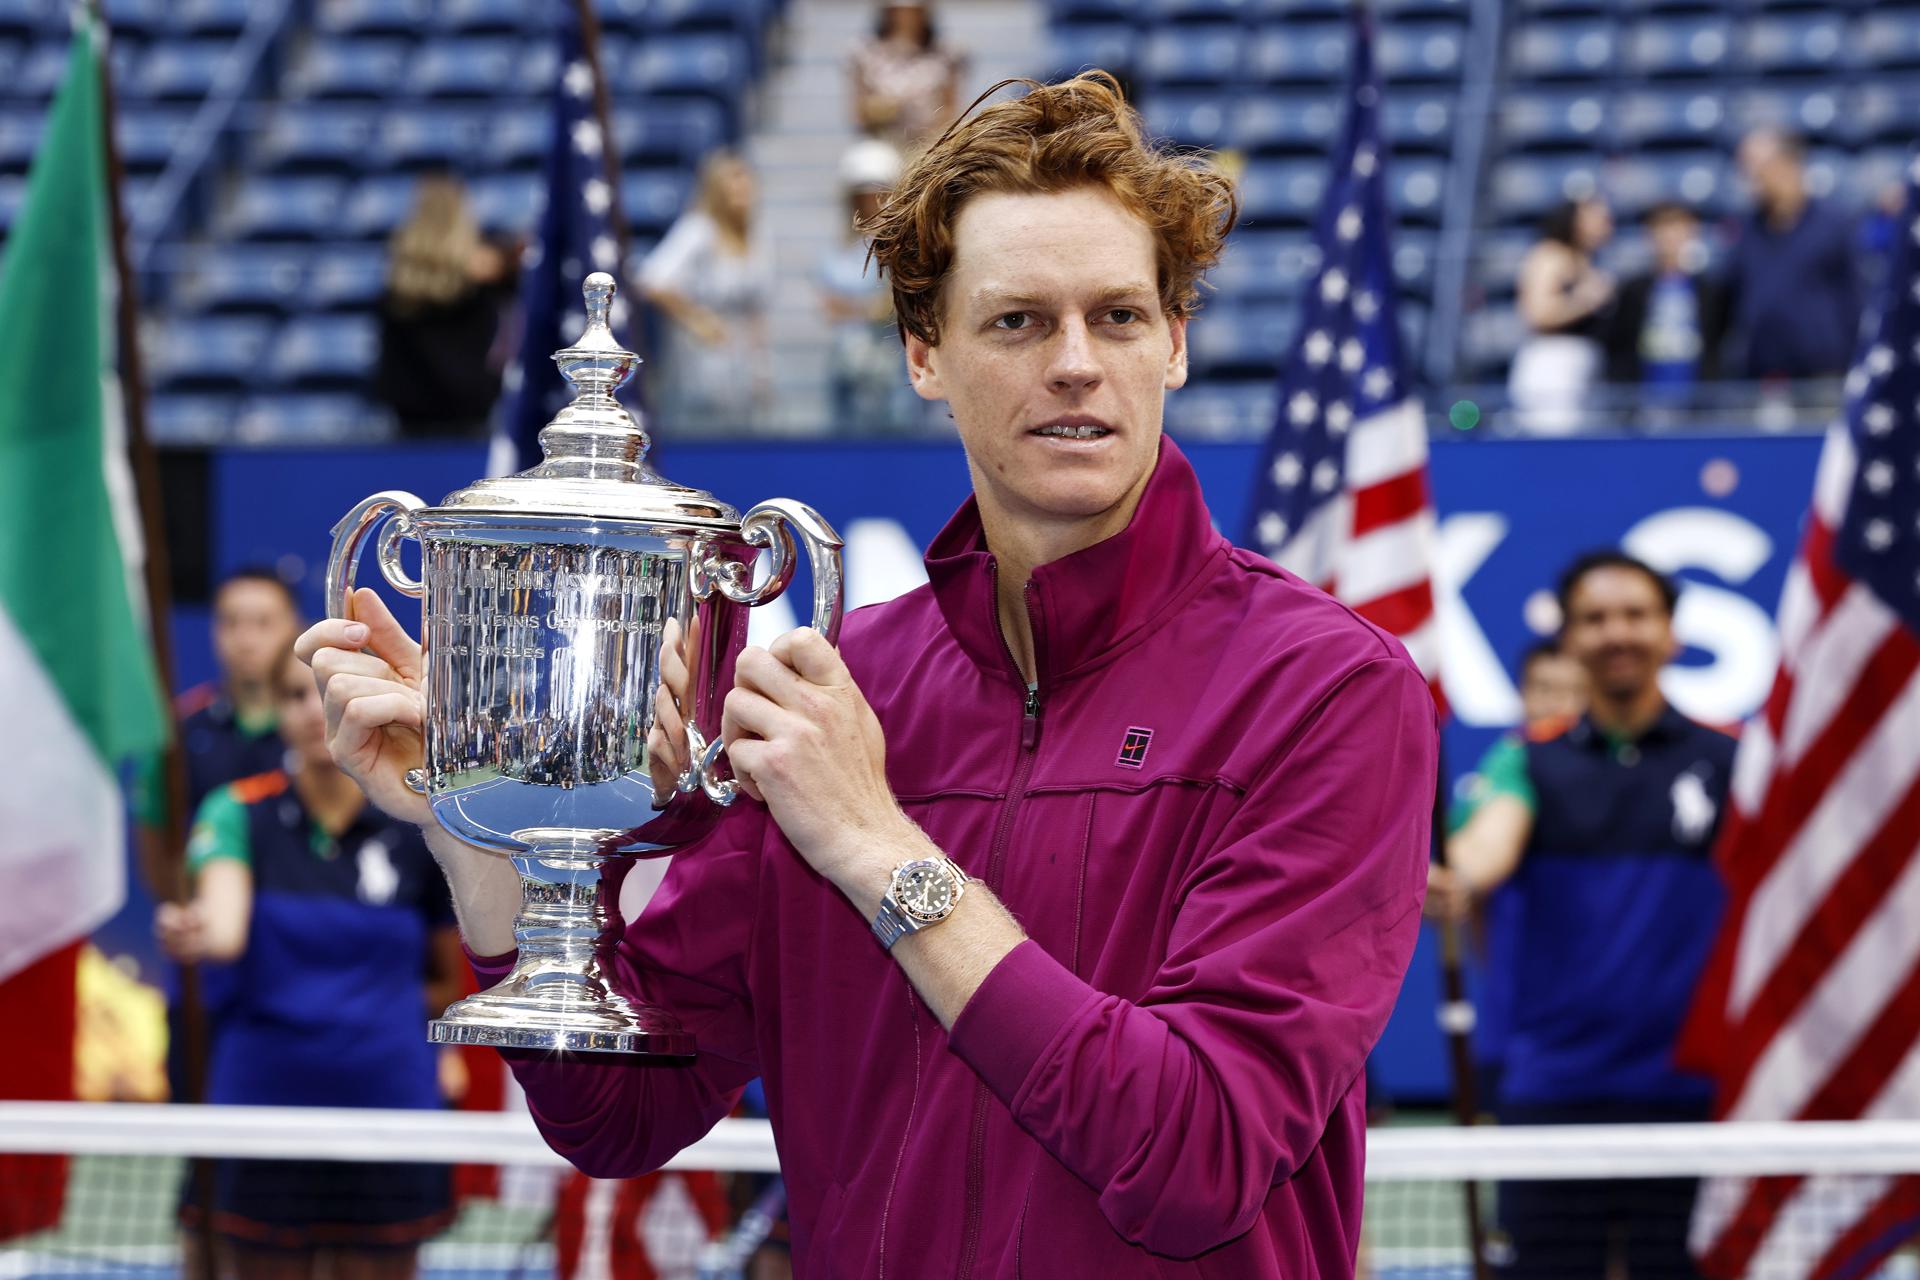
(177, 568), (303, 814)
(1604, 202), (1728, 418)
(373, 176), (516, 439)
(1441, 552), (1732, 1280)
(1725, 128), (1860, 381)
(849, 1), (968, 153)
(1509, 197), (1615, 435)
(640, 149), (774, 434)
(157, 643), (464, 1278)
(819, 138), (919, 433)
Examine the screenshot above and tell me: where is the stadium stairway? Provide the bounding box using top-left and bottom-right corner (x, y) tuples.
(748, 0), (1041, 434)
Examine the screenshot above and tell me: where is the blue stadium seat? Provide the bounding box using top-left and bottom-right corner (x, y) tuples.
(1208, 229), (1316, 301)
(1607, 151), (1731, 217)
(1613, 88), (1725, 150)
(1859, 9), (1920, 71)
(132, 40), (238, 101)
(378, 106), (485, 169)
(1238, 159), (1328, 227)
(409, 37), (520, 99)
(255, 104), (380, 173)
(436, 0), (544, 35)
(1141, 0), (1252, 19)
(291, 39), (411, 99)
(172, 0), (252, 37)
(652, 0), (765, 38)
(147, 393), (239, 444)
(15, 40), (68, 100)
(1624, 16), (1733, 78)
(1741, 13), (1848, 76)
(268, 314), (379, 390)
(307, 246), (390, 311)
(0, 108), (37, 172)
(1387, 156), (1448, 225)
(1383, 91), (1455, 152)
(176, 247), (307, 316)
(1247, 24), (1349, 84)
(1459, 303), (1524, 378)
(490, 102), (552, 168)
(1377, 0), (1469, 18)
(590, 0), (657, 34)
(237, 393), (385, 444)
(1047, 23), (1137, 81)
(1514, 0), (1614, 13)
(1500, 90), (1610, 152)
(340, 173), (421, 238)
(1141, 92), (1234, 150)
(1489, 154), (1604, 224)
(1187, 300), (1296, 376)
(1842, 147), (1912, 211)
(468, 170), (543, 234)
(1049, 0), (1137, 21)
(1393, 229), (1438, 298)
(116, 108), (191, 174)
(150, 317), (276, 392)
(224, 176), (348, 240)
(100, 0), (169, 39)
(316, 0), (432, 37)
(1168, 382), (1272, 440)
(0, 0), (46, 40)
(615, 98), (727, 165)
(1732, 86), (1844, 147)
(621, 34), (748, 100)
(1377, 23), (1466, 83)
(1507, 20), (1618, 81)
(1249, 0), (1351, 18)
(1234, 94), (1341, 154)
(1851, 84), (1920, 146)
(622, 167), (694, 237)
(1138, 27), (1243, 88)
(514, 40), (561, 95)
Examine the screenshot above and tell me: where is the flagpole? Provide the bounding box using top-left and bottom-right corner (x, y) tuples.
(87, 7), (217, 1278)
(1431, 762), (1493, 1280)
(570, 0), (652, 418)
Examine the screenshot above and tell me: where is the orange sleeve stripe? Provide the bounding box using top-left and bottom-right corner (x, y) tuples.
(227, 770), (290, 806)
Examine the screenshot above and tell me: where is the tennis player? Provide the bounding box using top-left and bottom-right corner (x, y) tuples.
(300, 72), (1437, 1278)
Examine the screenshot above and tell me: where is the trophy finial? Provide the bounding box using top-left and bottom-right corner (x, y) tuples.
(532, 274), (649, 477)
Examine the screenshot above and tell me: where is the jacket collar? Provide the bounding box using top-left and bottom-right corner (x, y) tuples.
(923, 436), (1226, 692)
(1569, 699), (1692, 751)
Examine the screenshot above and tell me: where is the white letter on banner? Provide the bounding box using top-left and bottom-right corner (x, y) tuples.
(1623, 508), (1779, 727)
(1435, 512), (1523, 727)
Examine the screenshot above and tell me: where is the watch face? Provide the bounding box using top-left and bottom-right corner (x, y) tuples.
(896, 861), (956, 921)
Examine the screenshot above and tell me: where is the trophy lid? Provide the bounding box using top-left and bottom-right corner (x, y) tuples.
(429, 273), (740, 528)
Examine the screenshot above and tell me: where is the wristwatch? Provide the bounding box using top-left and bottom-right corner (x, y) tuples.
(871, 854), (972, 951)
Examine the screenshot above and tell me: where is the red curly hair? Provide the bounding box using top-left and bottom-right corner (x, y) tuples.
(862, 71), (1239, 346)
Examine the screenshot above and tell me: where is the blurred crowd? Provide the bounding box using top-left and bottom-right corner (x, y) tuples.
(1507, 125), (1890, 434)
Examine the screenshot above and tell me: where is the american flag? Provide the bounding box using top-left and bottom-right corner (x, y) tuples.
(1239, 11), (1439, 686)
(487, 14), (639, 477)
(1679, 157), (1920, 1279)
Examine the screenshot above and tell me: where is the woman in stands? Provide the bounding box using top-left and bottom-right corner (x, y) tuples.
(849, 1), (968, 152)
(372, 176), (515, 440)
(1509, 194), (1615, 435)
(641, 149), (774, 433)
(157, 645), (463, 1279)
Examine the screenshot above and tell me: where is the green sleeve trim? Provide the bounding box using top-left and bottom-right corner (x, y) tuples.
(186, 785), (252, 873)
(1447, 733), (1536, 831)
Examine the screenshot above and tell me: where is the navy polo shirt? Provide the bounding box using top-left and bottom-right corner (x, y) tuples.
(177, 684), (284, 813)
(1500, 704), (1734, 1107)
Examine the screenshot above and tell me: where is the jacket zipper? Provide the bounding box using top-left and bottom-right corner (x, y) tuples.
(959, 573), (1042, 1279)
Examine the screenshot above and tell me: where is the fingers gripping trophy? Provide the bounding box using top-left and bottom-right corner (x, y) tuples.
(323, 273), (843, 1058)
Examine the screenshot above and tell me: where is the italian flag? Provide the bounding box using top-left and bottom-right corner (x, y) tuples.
(0, 26), (167, 990)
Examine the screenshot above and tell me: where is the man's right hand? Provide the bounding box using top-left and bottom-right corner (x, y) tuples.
(295, 586), (432, 828)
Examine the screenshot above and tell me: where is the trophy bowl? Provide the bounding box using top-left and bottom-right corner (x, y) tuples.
(323, 274), (842, 1058)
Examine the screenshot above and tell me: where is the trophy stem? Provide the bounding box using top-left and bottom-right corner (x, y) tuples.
(428, 836), (696, 1058)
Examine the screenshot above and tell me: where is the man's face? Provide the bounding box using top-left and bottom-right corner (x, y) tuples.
(904, 186), (1187, 540)
(1519, 651), (1590, 724)
(1738, 134), (1800, 208)
(212, 580), (300, 689)
(1648, 212), (1696, 272)
(1561, 567), (1677, 702)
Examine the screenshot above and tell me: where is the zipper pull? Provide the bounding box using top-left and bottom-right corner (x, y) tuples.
(1022, 686), (1040, 750)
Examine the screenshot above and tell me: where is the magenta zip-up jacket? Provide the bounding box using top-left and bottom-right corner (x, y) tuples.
(470, 438), (1437, 1277)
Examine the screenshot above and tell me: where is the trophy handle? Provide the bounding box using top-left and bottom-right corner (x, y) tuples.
(326, 490), (427, 623)
(683, 500), (845, 806)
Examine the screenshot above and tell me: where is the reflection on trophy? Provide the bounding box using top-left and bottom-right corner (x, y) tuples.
(324, 273), (843, 1059)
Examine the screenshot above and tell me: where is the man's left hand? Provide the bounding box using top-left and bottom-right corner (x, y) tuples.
(721, 628), (911, 890)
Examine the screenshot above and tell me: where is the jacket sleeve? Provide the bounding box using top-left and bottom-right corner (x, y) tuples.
(470, 810), (767, 1180)
(946, 654), (1436, 1258)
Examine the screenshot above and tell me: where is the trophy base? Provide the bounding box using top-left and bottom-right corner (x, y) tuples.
(430, 986), (696, 1059)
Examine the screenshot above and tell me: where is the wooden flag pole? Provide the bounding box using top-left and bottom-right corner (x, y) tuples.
(1431, 765), (1493, 1280)
(88, 7), (216, 1279)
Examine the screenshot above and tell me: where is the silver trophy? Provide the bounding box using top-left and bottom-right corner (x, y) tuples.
(325, 273), (842, 1059)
